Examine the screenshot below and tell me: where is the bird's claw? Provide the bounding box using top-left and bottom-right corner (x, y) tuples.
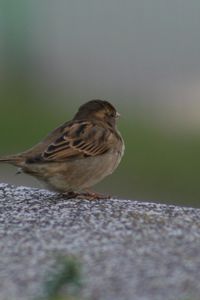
(62, 191), (110, 200)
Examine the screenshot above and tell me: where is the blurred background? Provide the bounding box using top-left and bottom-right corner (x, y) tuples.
(1, 0), (200, 207)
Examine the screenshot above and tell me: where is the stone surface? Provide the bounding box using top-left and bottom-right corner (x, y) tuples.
(0, 183), (200, 300)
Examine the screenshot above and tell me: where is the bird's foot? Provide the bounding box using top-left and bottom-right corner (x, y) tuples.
(62, 191), (110, 200)
(62, 191), (80, 199)
(80, 191), (111, 200)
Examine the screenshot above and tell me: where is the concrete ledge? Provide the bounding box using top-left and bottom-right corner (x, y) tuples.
(0, 183), (200, 300)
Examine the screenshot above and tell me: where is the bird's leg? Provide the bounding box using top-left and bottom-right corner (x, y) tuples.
(61, 190), (111, 200)
(62, 191), (80, 199)
(81, 190), (111, 200)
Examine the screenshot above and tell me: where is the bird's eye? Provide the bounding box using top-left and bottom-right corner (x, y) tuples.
(108, 110), (117, 117)
(109, 111), (120, 118)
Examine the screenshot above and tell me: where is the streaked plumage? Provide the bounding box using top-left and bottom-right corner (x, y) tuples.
(0, 100), (124, 198)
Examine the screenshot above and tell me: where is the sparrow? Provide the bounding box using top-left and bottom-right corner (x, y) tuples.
(0, 100), (124, 199)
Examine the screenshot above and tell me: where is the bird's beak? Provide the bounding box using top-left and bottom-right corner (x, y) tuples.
(116, 112), (120, 118)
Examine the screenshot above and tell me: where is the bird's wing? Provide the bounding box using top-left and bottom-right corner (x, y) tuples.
(36, 120), (113, 162)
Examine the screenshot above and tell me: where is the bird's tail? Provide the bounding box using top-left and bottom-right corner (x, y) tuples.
(0, 155), (24, 167)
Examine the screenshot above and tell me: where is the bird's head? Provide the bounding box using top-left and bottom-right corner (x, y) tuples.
(74, 99), (120, 127)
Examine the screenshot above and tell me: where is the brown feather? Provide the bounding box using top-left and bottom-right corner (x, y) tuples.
(0, 99), (124, 193)
(41, 120), (114, 161)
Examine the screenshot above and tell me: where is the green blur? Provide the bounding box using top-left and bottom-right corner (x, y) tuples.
(0, 84), (199, 207)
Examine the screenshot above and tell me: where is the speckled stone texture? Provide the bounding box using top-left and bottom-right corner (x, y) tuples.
(0, 183), (200, 300)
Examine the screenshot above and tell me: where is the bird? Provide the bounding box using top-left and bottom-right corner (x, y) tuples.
(0, 100), (124, 199)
